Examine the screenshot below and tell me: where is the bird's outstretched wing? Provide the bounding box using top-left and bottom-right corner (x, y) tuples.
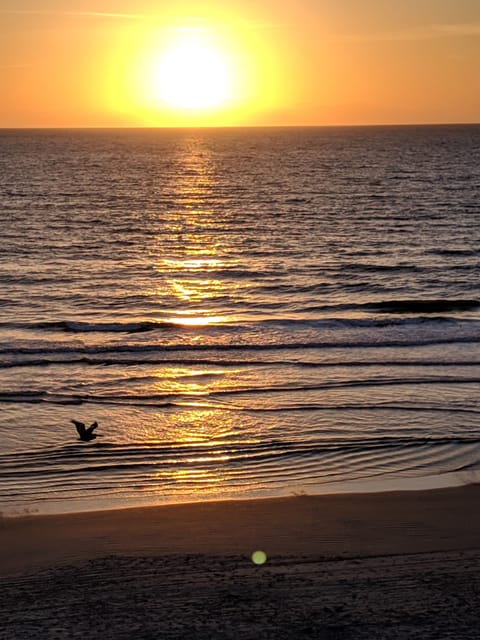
(71, 419), (86, 437)
(86, 421), (99, 435)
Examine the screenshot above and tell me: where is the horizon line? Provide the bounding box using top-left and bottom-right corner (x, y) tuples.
(0, 121), (479, 131)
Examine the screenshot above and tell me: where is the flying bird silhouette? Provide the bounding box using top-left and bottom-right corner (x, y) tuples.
(72, 420), (100, 442)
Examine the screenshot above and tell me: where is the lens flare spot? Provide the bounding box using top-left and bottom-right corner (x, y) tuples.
(251, 550), (267, 565)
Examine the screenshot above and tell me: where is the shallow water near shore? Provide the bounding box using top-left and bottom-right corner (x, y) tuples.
(1, 124), (479, 515)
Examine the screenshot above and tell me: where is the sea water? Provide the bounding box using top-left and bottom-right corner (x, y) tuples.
(0, 125), (479, 515)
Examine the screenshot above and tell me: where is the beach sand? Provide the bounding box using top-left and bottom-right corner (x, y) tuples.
(1, 485), (480, 639)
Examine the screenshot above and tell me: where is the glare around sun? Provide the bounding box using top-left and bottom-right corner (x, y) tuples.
(105, 15), (282, 127)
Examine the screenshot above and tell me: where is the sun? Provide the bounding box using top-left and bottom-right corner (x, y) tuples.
(154, 29), (232, 111)
(104, 14), (284, 126)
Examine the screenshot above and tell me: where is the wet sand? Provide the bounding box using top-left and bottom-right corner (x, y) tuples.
(2, 485), (480, 638)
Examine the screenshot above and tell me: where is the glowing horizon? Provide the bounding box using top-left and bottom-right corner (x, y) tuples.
(1, 1), (479, 127)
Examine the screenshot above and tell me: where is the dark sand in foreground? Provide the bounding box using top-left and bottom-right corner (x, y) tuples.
(2, 485), (480, 639)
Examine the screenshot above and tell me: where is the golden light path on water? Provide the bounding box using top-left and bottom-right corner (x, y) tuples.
(148, 136), (243, 327)
(150, 408), (243, 500)
(142, 137), (255, 500)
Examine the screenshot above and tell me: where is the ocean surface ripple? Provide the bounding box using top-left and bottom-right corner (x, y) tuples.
(0, 125), (479, 514)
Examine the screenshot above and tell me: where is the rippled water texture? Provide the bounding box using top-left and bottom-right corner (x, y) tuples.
(0, 125), (479, 514)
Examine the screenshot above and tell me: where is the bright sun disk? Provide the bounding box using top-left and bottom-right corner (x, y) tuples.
(153, 29), (233, 111)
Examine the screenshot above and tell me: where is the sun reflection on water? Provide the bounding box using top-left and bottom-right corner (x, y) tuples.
(153, 408), (239, 442)
(162, 258), (227, 270)
(140, 138), (254, 499)
(170, 315), (228, 326)
(148, 407), (241, 498)
(146, 136), (243, 329)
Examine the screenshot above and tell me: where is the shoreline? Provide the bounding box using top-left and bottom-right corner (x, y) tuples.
(2, 468), (472, 520)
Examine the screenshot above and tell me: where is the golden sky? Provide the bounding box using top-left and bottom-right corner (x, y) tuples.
(1, 0), (479, 127)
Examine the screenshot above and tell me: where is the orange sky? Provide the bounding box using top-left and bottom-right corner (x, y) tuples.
(1, 0), (479, 127)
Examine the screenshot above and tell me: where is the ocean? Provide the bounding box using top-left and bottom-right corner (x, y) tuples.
(0, 124), (479, 516)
